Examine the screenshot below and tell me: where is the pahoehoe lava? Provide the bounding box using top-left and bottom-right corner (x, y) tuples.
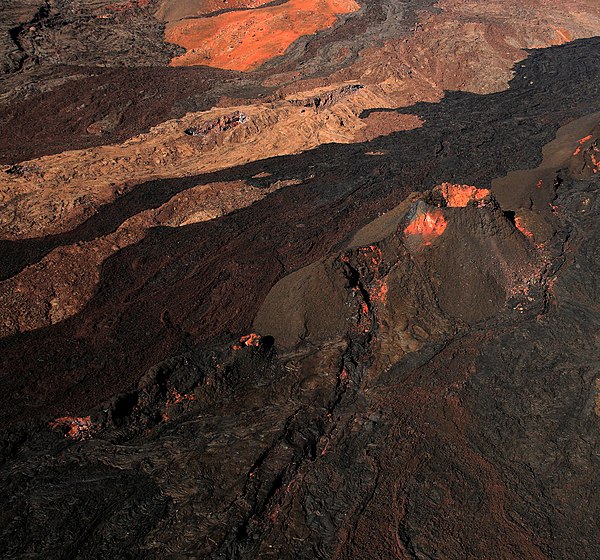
(1, 1), (600, 559)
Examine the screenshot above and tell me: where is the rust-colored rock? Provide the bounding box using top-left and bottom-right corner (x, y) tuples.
(165, 0), (360, 70)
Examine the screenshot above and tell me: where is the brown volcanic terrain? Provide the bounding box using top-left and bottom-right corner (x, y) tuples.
(165, 0), (360, 70)
(1, 0), (599, 339)
(1, 0), (600, 558)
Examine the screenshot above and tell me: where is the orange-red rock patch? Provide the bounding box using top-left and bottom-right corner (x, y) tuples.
(573, 134), (593, 155)
(49, 416), (94, 440)
(404, 209), (448, 242)
(233, 333), (262, 350)
(436, 183), (491, 207)
(165, 0), (360, 71)
(240, 333), (262, 346)
(514, 216), (534, 239)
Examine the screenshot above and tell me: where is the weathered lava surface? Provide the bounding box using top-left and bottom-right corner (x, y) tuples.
(1, 1), (600, 559)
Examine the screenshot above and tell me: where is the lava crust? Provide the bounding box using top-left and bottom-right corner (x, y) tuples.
(1, 1), (600, 559)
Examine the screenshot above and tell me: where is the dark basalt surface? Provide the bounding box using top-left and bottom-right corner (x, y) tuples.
(1, 37), (600, 559)
(0, 64), (261, 164)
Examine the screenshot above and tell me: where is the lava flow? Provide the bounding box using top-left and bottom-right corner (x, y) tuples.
(1, 1), (600, 559)
(165, 0), (360, 70)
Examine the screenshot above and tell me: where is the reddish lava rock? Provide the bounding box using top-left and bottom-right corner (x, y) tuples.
(48, 416), (94, 440)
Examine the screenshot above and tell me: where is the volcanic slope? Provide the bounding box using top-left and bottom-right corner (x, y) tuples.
(2, 36), (600, 419)
(1, 113), (600, 559)
(1, 32), (600, 559)
(2, 0), (600, 347)
(1, 1), (600, 559)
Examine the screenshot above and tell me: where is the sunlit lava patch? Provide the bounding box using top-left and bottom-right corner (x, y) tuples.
(514, 216), (534, 239)
(167, 389), (197, 406)
(49, 416), (94, 440)
(573, 134), (593, 156)
(339, 368), (350, 388)
(233, 333), (262, 350)
(436, 183), (491, 207)
(404, 208), (448, 244)
(372, 280), (388, 305)
(590, 147), (600, 173)
(360, 244), (383, 269)
(240, 333), (262, 347)
(165, 0), (360, 71)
